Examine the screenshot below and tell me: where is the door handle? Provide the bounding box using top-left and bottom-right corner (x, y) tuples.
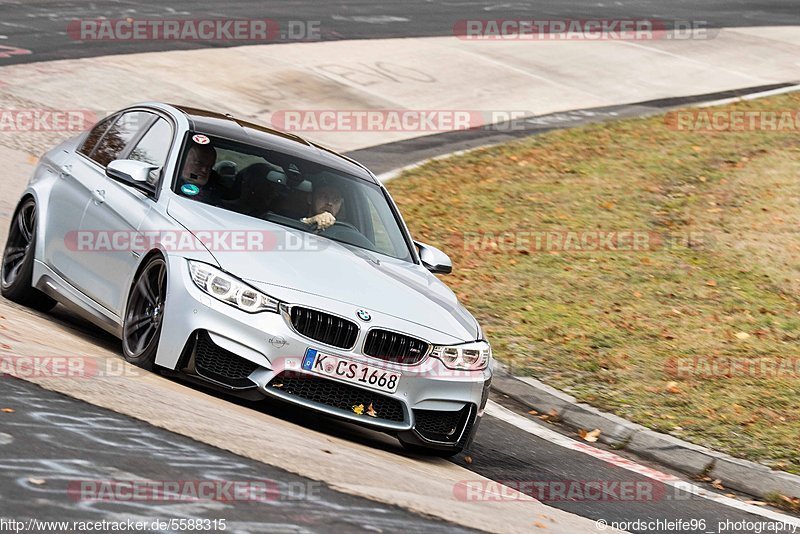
(59, 164), (72, 178)
(92, 189), (106, 204)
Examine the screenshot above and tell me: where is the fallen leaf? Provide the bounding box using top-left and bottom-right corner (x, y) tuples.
(581, 429), (601, 443)
(464, 455), (473, 464)
(712, 479), (725, 490)
(706, 280), (717, 287)
(527, 409), (538, 415)
(352, 404), (364, 415)
(28, 478), (45, 485)
(366, 402), (378, 418)
(533, 521), (548, 529)
(735, 331), (750, 340)
(1, 408), (14, 413)
(665, 381), (681, 394)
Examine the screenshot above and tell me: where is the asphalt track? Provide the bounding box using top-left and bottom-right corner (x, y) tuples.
(1, 1), (800, 533)
(0, 0), (799, 65)
(0, 376), (474, 533)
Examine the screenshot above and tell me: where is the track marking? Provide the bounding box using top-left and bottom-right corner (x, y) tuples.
(451, 47), (606, 101)
(486, 400), (800, 527)
(618, 40), (765, 83)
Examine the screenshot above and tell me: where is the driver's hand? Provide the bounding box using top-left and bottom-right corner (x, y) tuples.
(301, 211), (336, 231)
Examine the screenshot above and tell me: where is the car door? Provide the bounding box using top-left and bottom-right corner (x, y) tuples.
(78, 115), (174, 316)
(53, 110), (156, 309)
(44, 113), (117, 279)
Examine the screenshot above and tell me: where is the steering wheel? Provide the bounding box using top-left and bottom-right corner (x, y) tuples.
(324, 220), (359, 233)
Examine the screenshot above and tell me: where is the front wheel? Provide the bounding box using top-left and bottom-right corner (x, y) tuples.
(122, 256), (167, 370)
(0, 198), (57, 312)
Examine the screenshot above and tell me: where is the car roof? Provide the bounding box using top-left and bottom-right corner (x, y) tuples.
(168, 104), (377, 184)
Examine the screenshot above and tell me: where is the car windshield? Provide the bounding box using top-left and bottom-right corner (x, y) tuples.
(172, 132), (413, 261)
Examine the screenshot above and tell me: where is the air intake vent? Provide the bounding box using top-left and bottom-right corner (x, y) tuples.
(290, 307), (359, 349)
(268, 372), (406, 423)
(363, 329), (429, 364)
(194, 331), (259, 388)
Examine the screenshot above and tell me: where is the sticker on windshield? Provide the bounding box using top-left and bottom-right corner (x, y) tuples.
(181, 183), (200, 196)
(192, 134), (210, 145)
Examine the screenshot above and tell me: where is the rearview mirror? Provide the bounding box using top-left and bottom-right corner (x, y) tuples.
(415, 241), (453, 274)
(106, 159), (158, 190)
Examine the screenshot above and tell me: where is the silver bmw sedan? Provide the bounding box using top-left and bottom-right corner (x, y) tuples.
(0, 102), (492, 456)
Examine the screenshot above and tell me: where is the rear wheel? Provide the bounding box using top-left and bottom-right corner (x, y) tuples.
(122, 256), (167, 370)
(0, 198), (57, 312)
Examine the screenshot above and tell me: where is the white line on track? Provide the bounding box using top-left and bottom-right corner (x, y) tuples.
(617, 40), (767, 83)
(486, 400), (800, 527)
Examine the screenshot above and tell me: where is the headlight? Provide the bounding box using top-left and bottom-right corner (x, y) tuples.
(430, 340), (491, 371)
(188, 261), (279, 313)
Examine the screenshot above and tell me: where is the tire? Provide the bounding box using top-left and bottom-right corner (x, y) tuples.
(122, 255), (167, 371)
(0, 198), (57, 312)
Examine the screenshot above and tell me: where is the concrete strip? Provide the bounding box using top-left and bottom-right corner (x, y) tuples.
(0, 27), (799, 157)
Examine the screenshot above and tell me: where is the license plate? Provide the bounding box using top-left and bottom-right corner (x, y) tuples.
(302, 348), (400, 394)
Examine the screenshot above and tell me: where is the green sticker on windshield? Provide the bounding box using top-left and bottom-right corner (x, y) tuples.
(181, 184), (200, 196)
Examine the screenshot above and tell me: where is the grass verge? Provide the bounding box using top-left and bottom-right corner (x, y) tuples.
(387, 93), (800, 475)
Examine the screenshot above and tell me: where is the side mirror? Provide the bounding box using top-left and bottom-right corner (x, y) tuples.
(106, 159), (158, 191)
(416, 241), (453, 274)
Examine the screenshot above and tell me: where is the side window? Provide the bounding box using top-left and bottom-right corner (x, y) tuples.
(90, 111), (153, 167)
(78, 115), (116, 157)
(128, 118), (172, 183)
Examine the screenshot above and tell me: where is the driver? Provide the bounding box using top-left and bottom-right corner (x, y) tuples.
(301, 183), (344, 232)
(178, 142), (217, 203)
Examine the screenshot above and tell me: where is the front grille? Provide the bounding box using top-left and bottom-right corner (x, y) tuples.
(363, 329), (429, 364)
(194, 332), (259, 388)
(290, 307), (358, 349)
(268, 372), (406, 423)
(413, 405), (472, 443)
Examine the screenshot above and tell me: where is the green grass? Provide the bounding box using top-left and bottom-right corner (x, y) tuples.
(387, 93), (800, 476)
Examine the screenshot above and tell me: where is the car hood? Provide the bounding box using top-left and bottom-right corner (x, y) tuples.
(167, 196), (479, 341)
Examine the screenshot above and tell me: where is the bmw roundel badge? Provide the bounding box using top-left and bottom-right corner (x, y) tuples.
(356, 309), (371, 322)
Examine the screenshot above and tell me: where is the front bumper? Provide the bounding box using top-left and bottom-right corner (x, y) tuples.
(156, 256), (492, 447)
